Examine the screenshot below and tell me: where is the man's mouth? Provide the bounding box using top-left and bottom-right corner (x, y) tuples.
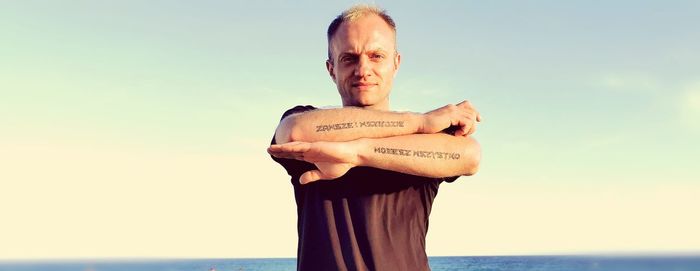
(352, 82), (377, 90)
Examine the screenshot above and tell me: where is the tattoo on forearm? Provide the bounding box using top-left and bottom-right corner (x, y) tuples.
(315, 121), (404, 132)
(373, 147), (461, 160)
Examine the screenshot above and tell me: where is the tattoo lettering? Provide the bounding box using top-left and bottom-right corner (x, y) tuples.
(316, 122), (354, 132)
(315, 120), (404, 133)
(373, 146), (412, 157)
(358, 120), (404, 128)
(373, 147), (461, 160)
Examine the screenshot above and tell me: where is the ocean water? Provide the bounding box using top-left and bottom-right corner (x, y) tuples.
(1, 256), (699, 271)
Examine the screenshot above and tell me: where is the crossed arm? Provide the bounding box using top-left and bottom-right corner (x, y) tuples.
(269, 101), (482, 184)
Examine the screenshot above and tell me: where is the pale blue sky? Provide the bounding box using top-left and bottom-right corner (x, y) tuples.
(1, 1), (698, 258)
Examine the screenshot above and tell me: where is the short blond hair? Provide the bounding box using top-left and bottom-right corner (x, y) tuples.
(326, 4), (397, 61)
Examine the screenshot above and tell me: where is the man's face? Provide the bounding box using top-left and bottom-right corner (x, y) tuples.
(326, 14), (401, 110)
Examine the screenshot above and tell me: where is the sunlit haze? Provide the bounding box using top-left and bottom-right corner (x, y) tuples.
(1, 1), (698, 259)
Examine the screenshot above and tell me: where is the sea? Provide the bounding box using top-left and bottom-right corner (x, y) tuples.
(1, 256), (699, 271)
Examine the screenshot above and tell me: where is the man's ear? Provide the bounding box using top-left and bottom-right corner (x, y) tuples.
(325, 59), (336, 81)
(393, 52), (401, 73)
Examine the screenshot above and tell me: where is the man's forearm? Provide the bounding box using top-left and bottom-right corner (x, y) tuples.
(275, 107), (424, 144)
(354, 133), (481, 178)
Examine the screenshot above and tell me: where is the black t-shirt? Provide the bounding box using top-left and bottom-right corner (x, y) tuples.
(271, 105), (458, 271)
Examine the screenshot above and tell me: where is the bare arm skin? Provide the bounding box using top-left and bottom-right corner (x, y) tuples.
(268, 133), (481, 184)
(275, 107), (423, 144)
(357, 133), (480, 178)
(274, 101), (481, 144)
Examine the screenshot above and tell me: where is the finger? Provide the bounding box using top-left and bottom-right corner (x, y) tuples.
(466, 123), (477, 136)
(462, 113), (475, 126)
(476, 113), (482, 122)
(300, 170), (323, 185)
(268, 147), (301, 155)
(285, 142), (311, 153)
(267, 149), (283, 157)
(268, 145), (286, 153)
(268, 146), (308, 161)
(268, 141), (305, 151)
(269, 141), (304, 148)
(268, 151), (298, 160)
(267, 148), (300, 159)
(454, 127), (465, 137)
(270, 142), (311, 154)
(452, 109), (469, 126)
(448, 117), (461, 133)
(458, 101), (479, 119)
(267, 147), (286, 156)
(456, 100), (470, 107)
(458, 105), (473, 118)
(457, 121), (471, 137)
(277, 153), (304, 160)
(451, 117), (461, 127)
(451, 117), (469, 136)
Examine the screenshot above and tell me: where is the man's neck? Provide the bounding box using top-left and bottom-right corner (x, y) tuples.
(344, 100), (390, 111)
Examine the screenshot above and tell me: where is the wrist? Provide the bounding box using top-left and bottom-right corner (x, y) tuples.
(407, 112), (426, 134)
(352, 138), (371, 167)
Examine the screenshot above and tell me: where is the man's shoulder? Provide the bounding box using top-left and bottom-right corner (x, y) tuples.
(279, 105), (317, 121)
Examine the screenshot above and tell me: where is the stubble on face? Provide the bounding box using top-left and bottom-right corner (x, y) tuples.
(327, 15), (400, 110)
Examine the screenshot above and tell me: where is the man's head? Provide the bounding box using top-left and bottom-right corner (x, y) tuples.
(326, 5), (401, 110)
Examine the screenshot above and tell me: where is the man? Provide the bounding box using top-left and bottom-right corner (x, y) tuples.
(268, 5), (481, 271)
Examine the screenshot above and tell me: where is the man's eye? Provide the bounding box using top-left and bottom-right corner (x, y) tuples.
(341, 56), (356, 63)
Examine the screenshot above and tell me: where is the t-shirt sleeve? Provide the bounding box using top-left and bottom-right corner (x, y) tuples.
(441, 176), (460, 183)
(270, 105), (318, 179)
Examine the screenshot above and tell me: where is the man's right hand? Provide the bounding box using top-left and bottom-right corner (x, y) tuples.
(420, 100), (482, 137)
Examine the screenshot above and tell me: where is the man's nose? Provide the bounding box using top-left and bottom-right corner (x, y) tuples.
(354, 56), (371, 77)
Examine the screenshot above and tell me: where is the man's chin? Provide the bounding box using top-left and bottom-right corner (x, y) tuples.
(353, 98), (389, 109)
(352, 97), (375, 107)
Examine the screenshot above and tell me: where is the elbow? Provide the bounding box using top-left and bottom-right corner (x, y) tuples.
(275, 115), (303, 144)
(460, 137), (481, 176)
(462, 161), (480, 176)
